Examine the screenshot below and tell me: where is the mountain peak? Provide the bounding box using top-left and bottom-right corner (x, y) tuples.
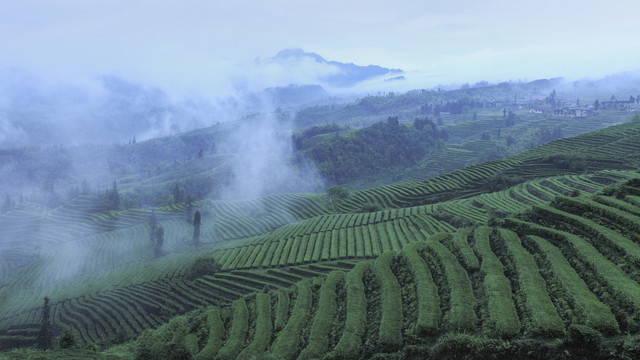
(270, 48), (403, 87)
(275, 48), (328, 64)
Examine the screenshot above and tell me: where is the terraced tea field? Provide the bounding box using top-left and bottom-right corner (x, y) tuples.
(337, 120), (640, 212)
(148, 185), (640, 359)
(2, 174), (638, 351)
(404, 110), (627, 183)
(1, 120), (640, 356)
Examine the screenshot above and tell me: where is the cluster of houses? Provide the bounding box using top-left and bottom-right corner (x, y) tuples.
(528, 107), (592, 118)
(600, 99), (639, 110)
(526, 94), (640, 118)
(476, 91), (639, 118)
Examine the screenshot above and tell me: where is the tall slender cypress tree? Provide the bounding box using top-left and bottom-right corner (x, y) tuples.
(154, 227), (164, 258)
(149, 210), (157, 245)
(36, 297), (53, 350)
(193, 210), (201, 245)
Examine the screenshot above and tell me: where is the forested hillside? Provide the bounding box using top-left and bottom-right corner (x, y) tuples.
(302, 117), (440, 184)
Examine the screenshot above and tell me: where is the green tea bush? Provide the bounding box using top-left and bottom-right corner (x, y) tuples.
(185, 256), (221, 280)
(298, 271), (345, 359)
(430, 333), (509, 360)
(270, 280), (312, 359)
(498, 228), (564, 337)
(58, 327), (77, 349)
(564, 324), (603, 357)
(195, 309), (224, 360)
(216, 299), (248, 360)
(135, 316), (193, 360)
(474, 226), (520, 338)
(328, 185), (351, 200)
(374, 251), (403, 352)
(404, 243), (440, 335)
(427, 237), (476, 332)
(360, 202), (382, 213)
(332, 262), (368, 359)
(542, 154), (586, 171)
(237, 293), (271, 359)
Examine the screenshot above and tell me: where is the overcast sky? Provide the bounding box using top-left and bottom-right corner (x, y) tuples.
(1, 0), (639, 95)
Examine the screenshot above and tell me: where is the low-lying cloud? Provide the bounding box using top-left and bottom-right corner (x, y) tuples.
(218, 105), (324, 200)
(0, 49), (375, 148)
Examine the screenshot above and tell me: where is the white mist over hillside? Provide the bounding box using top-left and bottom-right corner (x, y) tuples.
(0, 48), (403, 148)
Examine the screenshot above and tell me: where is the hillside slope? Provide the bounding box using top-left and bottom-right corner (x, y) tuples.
(1, 121), (640, 353)
(41, 179), (640, 359)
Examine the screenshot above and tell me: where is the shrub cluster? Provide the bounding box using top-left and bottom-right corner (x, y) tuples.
(185, 257), (221, 281)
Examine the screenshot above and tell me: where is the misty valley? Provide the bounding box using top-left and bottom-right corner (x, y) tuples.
(2, 63), (640, 359)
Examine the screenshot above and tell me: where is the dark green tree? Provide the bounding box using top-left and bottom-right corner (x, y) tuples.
(327, 185), (350, 200)
(106, 181), (120, 210)
(36, 297), (53, 350)
(185, 195), (193, 224)
(308, 120), (436, 184)
(594, 99), (600, 111)
(564, 324), (604, 358)
(172, 183), (184, 204)
(58, 327), (76, 349)
(433, 104), (442, 116)
(193, 210), (201, 245)
(185, 256), (221, 280)
(413, 116), (435, 131)
(149, 210), (158, 245)
(154, 227), (164, 257)
(506, 111), (516, 126)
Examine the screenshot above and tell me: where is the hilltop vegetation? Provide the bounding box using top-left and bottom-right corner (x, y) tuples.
(302, 116), (441, 185)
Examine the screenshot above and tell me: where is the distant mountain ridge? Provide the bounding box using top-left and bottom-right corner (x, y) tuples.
(270, 48), (404, 87)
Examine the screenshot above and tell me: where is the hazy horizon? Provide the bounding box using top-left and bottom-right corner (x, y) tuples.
(2, 0), (640, 149)
(2, 0), (639, 96)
